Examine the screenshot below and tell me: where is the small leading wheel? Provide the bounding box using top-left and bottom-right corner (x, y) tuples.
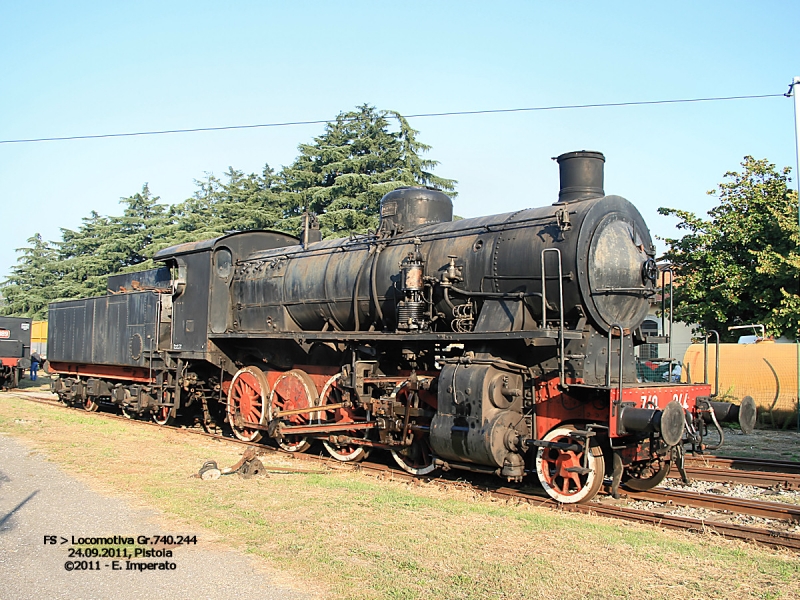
(83, 397), (99, 412)
(622, 458), (671, 491)
(319, 374), (370, 463)
(391, 438), (436, 475)
(228, 366), (270, 442)
(270, 369), (318, 453)
(153, 391), (175, 426)
(535, 425), (605, 504)
(153, 405), (174, 426)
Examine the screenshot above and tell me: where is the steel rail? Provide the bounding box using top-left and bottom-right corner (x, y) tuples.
(685, 454), (800, 475)
(566, 504), (800, 551)
(624, 487), (800, 522)
(683, 465), (800, 490)
(481, 487), (800, 551)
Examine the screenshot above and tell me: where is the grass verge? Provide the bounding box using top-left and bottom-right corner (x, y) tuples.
(1, 394), (798, 600)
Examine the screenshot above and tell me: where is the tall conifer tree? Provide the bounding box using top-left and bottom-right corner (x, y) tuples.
(279, 105), (456, 238)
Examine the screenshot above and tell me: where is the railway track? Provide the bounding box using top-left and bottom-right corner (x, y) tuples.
(5, 389), (800, 551)
(624, 487), (800, 522)
(683, 455), (800, 490)
(682, 465), (800, 490)
(685, 454), (800, 475)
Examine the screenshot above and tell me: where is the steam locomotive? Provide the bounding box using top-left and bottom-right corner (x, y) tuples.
(0, 316), (32, 389)
(47, 151), (756, 503)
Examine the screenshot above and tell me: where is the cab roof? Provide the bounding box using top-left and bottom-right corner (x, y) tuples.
(154, 230), (299, 260)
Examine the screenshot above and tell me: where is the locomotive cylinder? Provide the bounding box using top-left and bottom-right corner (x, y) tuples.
(429, 363), (527, 478)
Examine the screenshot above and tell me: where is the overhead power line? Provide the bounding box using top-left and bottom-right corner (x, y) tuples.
(0, 93), (785, 145)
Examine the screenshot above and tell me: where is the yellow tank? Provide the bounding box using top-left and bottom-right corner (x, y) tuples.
(682, 342), (799, 419)
(31, 320), (47, 357)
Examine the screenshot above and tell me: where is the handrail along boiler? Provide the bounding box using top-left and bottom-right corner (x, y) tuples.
(47, 151), (756, 503)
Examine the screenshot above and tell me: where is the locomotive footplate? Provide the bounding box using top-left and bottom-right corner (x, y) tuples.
(534, 381), (752, 447)
(210, 329), (584, 343)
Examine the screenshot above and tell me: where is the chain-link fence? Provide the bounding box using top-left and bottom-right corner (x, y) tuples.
(636, 359), (673, 383)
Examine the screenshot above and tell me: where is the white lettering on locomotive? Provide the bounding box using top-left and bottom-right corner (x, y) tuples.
(641, 394), (659, 409)
(673, 392), (690, 409)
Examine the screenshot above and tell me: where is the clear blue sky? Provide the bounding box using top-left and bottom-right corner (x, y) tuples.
(1, 1), (798, 279)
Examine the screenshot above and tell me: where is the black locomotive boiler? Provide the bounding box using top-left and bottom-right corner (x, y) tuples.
(48, 151), (756, 503)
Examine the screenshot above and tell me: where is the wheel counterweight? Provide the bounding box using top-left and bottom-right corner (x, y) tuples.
(535, 425), (605, 504)
(270, 369), (318, 453)
(319, 374), (370, 462)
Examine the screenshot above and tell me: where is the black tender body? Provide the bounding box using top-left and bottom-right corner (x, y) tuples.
(49, 292), (161, 369)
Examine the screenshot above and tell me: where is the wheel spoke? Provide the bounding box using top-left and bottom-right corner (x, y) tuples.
(536, 425), (605, 504)
(568, 472), (582, 490)
(270, 369), (318, 453)
(228, 367), (268, 442)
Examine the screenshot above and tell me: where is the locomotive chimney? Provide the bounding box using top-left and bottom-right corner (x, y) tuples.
(555, 150), (605, 203)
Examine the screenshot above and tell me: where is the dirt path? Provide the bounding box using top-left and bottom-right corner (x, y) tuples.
(0, 433), (313, 600)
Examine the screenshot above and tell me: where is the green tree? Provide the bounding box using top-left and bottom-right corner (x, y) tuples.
(658, 156), (800, 340)
(1, 105), (456, 313)
(0, 185), (175, 316)
(55, 185), (174, 297)
(115, 184), (174, 267)
(279, 105), (457, 238)
(55, 211), (120, 298)
(0, 234), (60, 318)
(172, 165), (286, 243)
